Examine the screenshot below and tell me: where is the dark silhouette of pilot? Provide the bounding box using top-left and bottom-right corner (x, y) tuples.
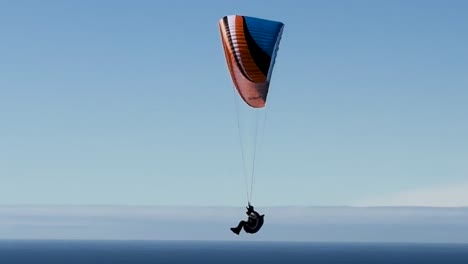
(230, 204), (264, 235)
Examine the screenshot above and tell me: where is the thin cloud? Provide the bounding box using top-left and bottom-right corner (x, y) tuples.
(352, 182), (468, 207)
(1, 205), (468, 243)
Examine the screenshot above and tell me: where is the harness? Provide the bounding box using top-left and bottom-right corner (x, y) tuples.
(244, 212), (265, 233)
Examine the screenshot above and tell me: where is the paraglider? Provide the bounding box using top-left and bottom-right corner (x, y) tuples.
(230, 203), (264, 235)
(218, 14), (284, 235)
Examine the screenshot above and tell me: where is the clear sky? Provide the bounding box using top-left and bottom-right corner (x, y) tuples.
(1, 0), (467, 207)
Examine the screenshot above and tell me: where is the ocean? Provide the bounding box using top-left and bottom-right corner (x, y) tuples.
(1, 240), (467, 263)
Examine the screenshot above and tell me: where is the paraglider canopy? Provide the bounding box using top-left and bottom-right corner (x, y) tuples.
(219, 15), (284, 108)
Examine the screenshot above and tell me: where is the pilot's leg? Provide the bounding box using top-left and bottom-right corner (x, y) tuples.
(230, 220), (246, 235)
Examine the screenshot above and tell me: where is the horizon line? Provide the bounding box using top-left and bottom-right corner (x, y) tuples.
(1, 204), (467, 209)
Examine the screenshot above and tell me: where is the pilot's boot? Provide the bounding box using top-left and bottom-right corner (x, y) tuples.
(230, 227), (241, 235)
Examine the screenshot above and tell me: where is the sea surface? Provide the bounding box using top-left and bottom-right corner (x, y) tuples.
(0, 240), (467, 263)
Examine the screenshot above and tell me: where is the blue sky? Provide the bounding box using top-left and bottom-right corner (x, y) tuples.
(1, 0), (467, 207)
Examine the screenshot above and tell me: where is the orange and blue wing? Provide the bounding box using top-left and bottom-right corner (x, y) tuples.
(219, 15), (284, 108)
